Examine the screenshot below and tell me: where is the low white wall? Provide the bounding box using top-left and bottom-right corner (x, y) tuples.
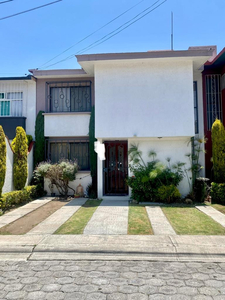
(44, 113), (90, 137)
(2, 138), (34, 194)
(44, 171), (92, 196)
(2, 138), (14, 194)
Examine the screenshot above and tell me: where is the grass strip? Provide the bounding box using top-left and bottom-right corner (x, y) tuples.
(128, 204), (153, 235)
(162, 206), (225, 235)
(211, 204), (225, 215)
(55, 199), (102, 234)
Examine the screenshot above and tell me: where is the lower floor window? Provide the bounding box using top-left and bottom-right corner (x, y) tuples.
(46, 139), (90, 170)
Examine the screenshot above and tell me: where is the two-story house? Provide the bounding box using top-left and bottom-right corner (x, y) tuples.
(30, 46), (215, 198)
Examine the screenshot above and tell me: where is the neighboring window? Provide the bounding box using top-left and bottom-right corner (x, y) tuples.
(0, 92), (23, 117)
(47, 139), (90, 170)
(193, 81), (198, 134)
(49, 82), (91, 113)
(206, 74), (222, 130)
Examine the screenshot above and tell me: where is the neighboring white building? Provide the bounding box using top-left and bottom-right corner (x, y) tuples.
(0, 75), (36, 140)
(0, 75), (36, 193)
(30, 46), (216, 198)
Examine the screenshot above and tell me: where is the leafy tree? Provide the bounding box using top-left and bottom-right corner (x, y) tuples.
(34, 111), (45, 167)
(212, 119), (225, 183)
(13, 127), (28, 190)
(0, 126), (6, 196)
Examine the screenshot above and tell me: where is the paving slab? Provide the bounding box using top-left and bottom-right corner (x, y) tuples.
(83, 200), (129, 235)
(0, 197), (53, 229)
(196, 205), (225, 227)
(26, 198), (87, 235)
(145, 206), (176, 235)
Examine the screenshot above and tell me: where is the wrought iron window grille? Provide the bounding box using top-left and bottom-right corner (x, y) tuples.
(45, 138), (90, 171)
(45, 80), (92, 113)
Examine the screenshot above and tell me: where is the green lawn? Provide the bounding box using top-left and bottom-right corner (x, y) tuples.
(211, 204), (225, 215)
(128, 204), (153, 235)
(55, 199), (102, 234)
(162, 206), (225, 235)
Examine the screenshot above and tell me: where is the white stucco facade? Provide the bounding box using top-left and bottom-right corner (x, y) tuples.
(95, 59), (195, 139)
(44, 113), (90, 137)
(0, 79), (36, 139)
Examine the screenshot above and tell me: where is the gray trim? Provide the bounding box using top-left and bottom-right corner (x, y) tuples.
(29, 69), (87, 77)
(0, 75), (34, 81)
(76, 49), (216, 62)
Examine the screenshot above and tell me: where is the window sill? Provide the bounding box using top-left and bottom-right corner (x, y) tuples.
(43, 112), (91, 116)
(77, 170), (91, 173)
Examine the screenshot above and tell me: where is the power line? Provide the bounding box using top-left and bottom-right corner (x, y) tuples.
(44, 0), (167, 69)
(0, 0), (62, 21)
(39, 0), (146, 68)
(0, 0), (13, 4)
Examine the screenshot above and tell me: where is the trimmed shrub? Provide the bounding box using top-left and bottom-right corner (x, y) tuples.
(211, 119), (225, 183)
(34, 111), (45, 167)
(0, 185), (41, 212)
(11, 134), (33, 151)
(13, 126), (28, 190)
(89, 106), (97, 198)
(0, 126), (6, 197)
(157, 185), (181, 203)
(211, 182), (225, 204)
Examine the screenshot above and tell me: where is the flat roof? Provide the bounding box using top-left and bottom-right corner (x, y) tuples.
(0, 75), (34, 81)
(76, 47), (216, 62)
(29, 69), (87, 78)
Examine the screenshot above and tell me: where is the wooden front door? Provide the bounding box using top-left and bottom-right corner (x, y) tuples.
(104, 141), (128, 195)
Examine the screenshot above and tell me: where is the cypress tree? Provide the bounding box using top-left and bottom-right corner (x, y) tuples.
(0, 126), (6, 196)
(34, 111), (45, 167)
(89, 106), (97, 196)
(212, 119), (225, 183)
(13, 126), (28, 190)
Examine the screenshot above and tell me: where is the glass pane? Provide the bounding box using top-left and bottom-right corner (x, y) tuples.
(7, 92), (23, 99)
(71, 86), (91, 112)
(50, 88), (70, 112)
(0, 101), (10, 116)
(70, 142), (89, 170)
(11, 100), (23, 117)
(50, 143), (69, 163)
(0, 93), (4, 99)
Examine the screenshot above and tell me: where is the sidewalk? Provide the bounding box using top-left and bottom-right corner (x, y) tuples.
(1, 234), (225, 262)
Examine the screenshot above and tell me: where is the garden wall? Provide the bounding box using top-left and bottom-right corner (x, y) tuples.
(44, 171), (92, 196)
(2, 137), (34, 194)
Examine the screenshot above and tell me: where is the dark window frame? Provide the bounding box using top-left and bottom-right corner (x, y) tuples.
(45, 138), (90, 171)
(46, 80), (92, 113)
(193, 81), (199, 134)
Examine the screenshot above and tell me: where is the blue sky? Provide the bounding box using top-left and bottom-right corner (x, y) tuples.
(0, 0), (224, 76)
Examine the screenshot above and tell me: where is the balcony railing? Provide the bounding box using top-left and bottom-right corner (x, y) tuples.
(45, 81), (92, 113)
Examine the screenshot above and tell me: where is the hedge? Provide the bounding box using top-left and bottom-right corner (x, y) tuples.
(0, 126), (6, 197)
(211, 182), (225, 205)
(0, 185), (46, 212)
(34, 111), (45, 167)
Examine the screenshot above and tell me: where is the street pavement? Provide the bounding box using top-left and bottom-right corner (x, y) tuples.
(0, 260), (225, 299)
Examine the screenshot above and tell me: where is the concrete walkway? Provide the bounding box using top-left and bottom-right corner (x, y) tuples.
(0, 197), (53, 229)
(83, 200), (129, 235)
(26, 198), (87, 235)
(146, 206), (176, 235)
(196, 205), (225, 227)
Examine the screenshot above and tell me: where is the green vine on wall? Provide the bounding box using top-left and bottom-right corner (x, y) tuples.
(0, 126), (6, 197)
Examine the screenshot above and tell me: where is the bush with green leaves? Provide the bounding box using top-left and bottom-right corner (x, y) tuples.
(211, 182), (225, 204)
(212, 119), (225, 183)
(0, 185), (43, 212)
(11, 134), (33, 151)
(13, 126), (28, 190)
(35, 160), (78, 198)
(126, 144), (184, 203)
(157, 185), (181, 203)
(0, 126), (6, 197)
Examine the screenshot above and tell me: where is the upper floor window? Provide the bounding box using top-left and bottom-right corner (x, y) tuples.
(193, 81), (198, 134)
(0, 92), (23, 117)
(206, 74), (222, 130)
(46, 81), (91, 113)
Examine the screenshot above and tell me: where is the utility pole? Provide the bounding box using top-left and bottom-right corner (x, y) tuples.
(171, 11), (174, 50)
